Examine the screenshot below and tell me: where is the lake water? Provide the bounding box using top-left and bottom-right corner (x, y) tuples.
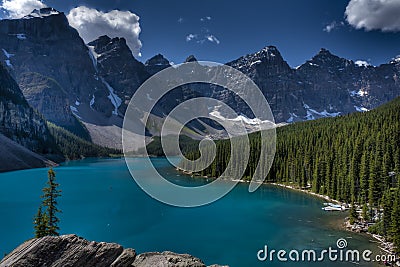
(0, 158), (381, 266)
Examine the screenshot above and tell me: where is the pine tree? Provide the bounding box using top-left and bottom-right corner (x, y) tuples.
(362, 203), (369, 222)
(381, 191), (393, 236)
(359, 152), (370, 204)
(349, 202), (358, 224)
(33, 169), (62, 237)
(41, 169), (62, 236)
(390, 189), (400, 253)
(368, 156), (382, 206)
(33, 205), (48, 238)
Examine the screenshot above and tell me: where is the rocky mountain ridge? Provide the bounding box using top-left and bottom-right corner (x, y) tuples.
(224, 46), (400, 122)
(0, 7), (400, 149)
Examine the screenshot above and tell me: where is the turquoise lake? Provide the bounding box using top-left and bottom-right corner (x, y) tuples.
(0, 158), (381, 266)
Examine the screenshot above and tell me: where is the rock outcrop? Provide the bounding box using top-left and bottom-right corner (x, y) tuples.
(0, 234), (226, 267)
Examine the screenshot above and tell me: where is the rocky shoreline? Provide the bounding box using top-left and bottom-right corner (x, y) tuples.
(0, 234), (227, 267)
(265, 183), (399, 265)
(176, 169), (400, 265)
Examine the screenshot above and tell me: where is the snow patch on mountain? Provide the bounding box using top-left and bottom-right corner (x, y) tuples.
(354, 106), (369, 112)
(209, 109), (276, 132)
(8, 33), (27, 40)
(2, 48), (13, 59)
(16, 34), (26, 40)
(287, 113), (298, 123)
(319, 110), (341, 117)
(90, 95), (95, 109)
(302, 103), (341, 121)
(101, 78), (122, 115)
(355, 60), (370, 67)
(2, 48), (14, 67)
(350, 89), (368, 97)
(69, 106), (82, 119)
(23, 8), (60, 19)
(87, 46), (98, 71)
(230, 115), (267, 125)
(308, 107), (340, 117)
(250, 60), (262, 67)
(305, 110), (315, 121)
(390, 55), (400, 64)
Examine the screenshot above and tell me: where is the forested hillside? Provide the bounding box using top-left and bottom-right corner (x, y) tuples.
(182, 97), (400, 204)
(47, 122), (121, 160)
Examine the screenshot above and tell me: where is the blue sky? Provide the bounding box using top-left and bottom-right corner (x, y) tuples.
(2, 0), (400, 67)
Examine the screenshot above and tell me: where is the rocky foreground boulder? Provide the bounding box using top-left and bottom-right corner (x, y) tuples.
(0, 234), (226, 267)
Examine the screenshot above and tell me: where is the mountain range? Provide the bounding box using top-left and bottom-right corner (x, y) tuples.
(0, 7), (399, 156)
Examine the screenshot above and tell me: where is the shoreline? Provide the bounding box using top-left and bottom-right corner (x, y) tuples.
(269, 182), (342, 204)
(176, 167), (398, 262)
(177, 166), (342, 204)
(271, 182), (397, 260)
(3, 160), (397, 263)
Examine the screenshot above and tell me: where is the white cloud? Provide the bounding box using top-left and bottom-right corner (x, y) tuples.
(67, 6), (142, 56)
(206, 34), (220, 44)
(186, 33), (220, 45)
(0, 0), (46, 18)
(345, 0), (400, 32)
(186, 33), (197, 42)
(178, 17), (183, 23)
(200, 16), (212, 22)
(323, 21), (344, 33)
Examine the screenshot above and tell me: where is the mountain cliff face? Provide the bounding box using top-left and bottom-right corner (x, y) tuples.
(17, 72), (91, 139)
(223, 46), (304, 122)
(0, 234), (225, 267)
(0, 8), (114, 126)
(223, 47), (400, 123)
(87, 35), (150, 114)
(0, 62), (54, 153)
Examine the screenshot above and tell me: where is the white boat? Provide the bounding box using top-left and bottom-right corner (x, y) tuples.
(322, 206), (343, 211)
